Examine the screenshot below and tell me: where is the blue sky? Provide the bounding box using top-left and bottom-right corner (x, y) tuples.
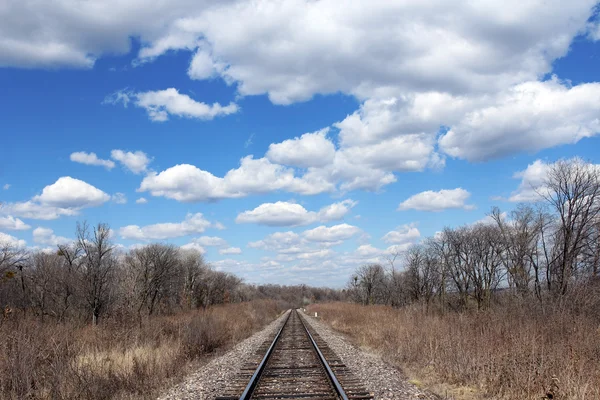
(1, 0), (600, 287)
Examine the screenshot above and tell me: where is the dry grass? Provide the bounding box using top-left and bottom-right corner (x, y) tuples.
(0, 300), (282, 399)
(307, 302), (600, 400)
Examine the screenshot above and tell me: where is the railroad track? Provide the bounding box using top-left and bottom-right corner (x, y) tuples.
(216, 309), (373, 400)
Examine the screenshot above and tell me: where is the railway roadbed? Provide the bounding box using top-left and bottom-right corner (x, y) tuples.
(216, 309), (373, 399)
(157, 309), (436, 400)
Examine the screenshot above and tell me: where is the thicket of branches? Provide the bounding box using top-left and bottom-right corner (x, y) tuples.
(0, 222), (342, 325)
(348, 157), (600, 313)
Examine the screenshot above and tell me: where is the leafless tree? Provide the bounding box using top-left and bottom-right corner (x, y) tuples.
(353, 264), (387, 305)
(541, 158), (600, 295)
(127, 243), (180, 318)
(76, 222), (115, 325)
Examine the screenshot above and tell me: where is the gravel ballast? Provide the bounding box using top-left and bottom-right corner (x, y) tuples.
(301, 310), (438, 400)
(158, 309), (436, 400)
(157, 311), (289, 400)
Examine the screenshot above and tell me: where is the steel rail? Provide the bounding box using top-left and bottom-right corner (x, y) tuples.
(297, 310), (349, 400)
(239, 309), (349, 400)
(239, 310), (291, 400)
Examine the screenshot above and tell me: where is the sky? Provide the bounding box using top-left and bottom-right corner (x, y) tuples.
(1, 0), (600, 287)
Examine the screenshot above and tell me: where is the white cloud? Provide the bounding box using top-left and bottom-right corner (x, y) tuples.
(266, 128), (336, 168)
(111, 150), (152, 174)
(1, 0), (593, 103)
(507, 158), (600, 203)
(382, 223), (421, 244)
(119, 213), (212, 240)
(248, 231), (304, 252)
(135, 197), (148, 204)
(398, 188), (474, 212)
(70, 151), (115, 169)
(139, 156), (333, 202)
(0, 216), (31, 231)
(180, 243), (206, 254)
(33, 177), (111, 209)
(0, 232), (26, 248)
(303, 223), (361, 242)
(106, 88), (239, 122)
(438, 78), (600, 161)
(32, 227), (70, 246)
(3, 184), (10, 190)
(0, 201), (78, 220)
(191, 236), (227, 247)
(112, 193), (127, 204)
(235, 199), (356, 227)
(174, 0), (594, 104)
(509, 160), (551, 202)
(0, 177), (110, 220)
(354, 244), (384, 259)
(317, 200), (358, 221)
(236, 201), (314, 226)
(219, 247), (242, 255)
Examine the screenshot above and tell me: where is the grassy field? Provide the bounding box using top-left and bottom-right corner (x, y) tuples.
(307, 302), (600, 400)
(0, 300), (282, 400)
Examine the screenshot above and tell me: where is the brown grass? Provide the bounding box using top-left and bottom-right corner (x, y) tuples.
(0, 300), (282, 399)
(307, 302), (600, 400)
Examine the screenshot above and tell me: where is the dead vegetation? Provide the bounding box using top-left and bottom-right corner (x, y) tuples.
(0, 300), (281, 399)
(309, 298), (600, 400)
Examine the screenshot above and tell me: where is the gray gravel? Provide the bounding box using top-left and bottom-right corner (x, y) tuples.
(301, 310), (438, 400)
(157, 311), (289, 400)
(158, 309), (436, 400)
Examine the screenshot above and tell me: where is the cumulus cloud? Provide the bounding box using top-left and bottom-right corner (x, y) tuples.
(0, 216), (31, 231)
(398, 188), (475, 212)
(235, 200), (356, 226)
(32, 227), (70, 246)
(190, 236), (228, 247)
(110, 150), (152, 174)
(382, 223), (421, 244)
(160, 0), (594, 103)
(119, 213), (212, 240)
(266, 128), (336, 168)
(0, 177), (110, 220)
(70, 151), (115, 169)
(136, 197), (148, 204)
(438, 78), (600, 161)
(106, 88), (238, 122)
(303, 223), (361, 242)
(139, 156), (333, 202)
(509, 160), (551, 202)
(0, 232), (26, 248)
(33, 177), (111, 209)
(219, 247), (242, 255)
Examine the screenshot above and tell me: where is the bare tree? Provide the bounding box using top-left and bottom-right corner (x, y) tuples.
(127, 243), (180, 318)
(541, 158), (600, 295)
(76, 222), (115, 325)
(178, 249), (209, 309)
(56, 243), (82, 321)
(354, 264), (387, 305)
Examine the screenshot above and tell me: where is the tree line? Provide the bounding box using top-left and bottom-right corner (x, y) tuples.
(0, 222), (342, 325)
(348, 158), (600, 312)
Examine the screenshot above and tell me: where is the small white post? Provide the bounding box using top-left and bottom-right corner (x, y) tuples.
(315, 312), (318, 318)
